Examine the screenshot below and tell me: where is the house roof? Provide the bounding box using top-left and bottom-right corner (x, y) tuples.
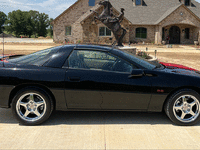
(108, 0), (200, 25)
(53, 0), (200, 25)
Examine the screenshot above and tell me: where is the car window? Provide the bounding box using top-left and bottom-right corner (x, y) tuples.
(8, 46), (62, 66)
(68, 50), (135, 73)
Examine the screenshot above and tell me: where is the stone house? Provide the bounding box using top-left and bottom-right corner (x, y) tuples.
(51, 0), (200, 44)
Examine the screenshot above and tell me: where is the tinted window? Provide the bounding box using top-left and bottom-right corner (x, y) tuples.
(99, 27), (111, 36)
(65, 26), (71, 36)
(8, 46), (62, 66)
(68, 50), (135, 73)
(114, 49), (161, 70)
(136, 27), (147, 38)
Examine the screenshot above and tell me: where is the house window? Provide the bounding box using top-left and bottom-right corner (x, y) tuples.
(135, 0), (142, 5)
(99, 27), (111, 36)
(185, 0), (190, 6)
(136, 27), (147, 38)
(65, 26), (71, 36)
(185, 28), (189, 39)
(89, 0), (95, 6)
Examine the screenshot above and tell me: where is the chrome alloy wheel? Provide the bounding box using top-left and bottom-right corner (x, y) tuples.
(173, 95), (200, 123)
(16, 93), (47, 122)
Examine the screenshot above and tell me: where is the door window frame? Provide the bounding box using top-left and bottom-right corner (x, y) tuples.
(63, 49), (138, 73)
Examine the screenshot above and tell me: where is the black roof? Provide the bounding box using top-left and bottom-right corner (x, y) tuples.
(62, 44), (114, 51)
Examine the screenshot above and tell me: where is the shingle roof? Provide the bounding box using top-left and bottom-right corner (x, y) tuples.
(154, 3), (182, 24)
(108, 0), (200, 25)
(54, 0), (200, 25)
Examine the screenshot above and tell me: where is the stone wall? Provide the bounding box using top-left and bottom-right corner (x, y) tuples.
(81, 7), (130, 44)
(160, 5), (200, 28)
(162, 24), (197, 44)
(129, 25), (155, 44)
(53, 0), (101, 43)
(159, 5), (200, 44)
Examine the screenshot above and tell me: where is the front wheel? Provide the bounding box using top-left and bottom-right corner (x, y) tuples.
(164, 89), (200, 126)
(12, 87), (54, 125)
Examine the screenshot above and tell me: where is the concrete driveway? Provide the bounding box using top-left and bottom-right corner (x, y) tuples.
(1, 108), (200, 149)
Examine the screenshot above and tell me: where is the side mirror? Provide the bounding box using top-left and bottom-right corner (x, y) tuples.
(128, 69), (144, 78)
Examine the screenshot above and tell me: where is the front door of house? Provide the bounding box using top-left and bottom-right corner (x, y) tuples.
(169, 26), (180, 44)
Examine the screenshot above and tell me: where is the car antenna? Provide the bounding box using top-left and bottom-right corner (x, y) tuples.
(2, 17), (5, 67)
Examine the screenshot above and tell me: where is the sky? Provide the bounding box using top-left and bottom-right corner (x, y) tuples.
(0, 0), (76, 19)
(1, 0), (200, 19)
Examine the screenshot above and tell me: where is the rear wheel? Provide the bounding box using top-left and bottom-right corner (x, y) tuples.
(12, 87), (53, 125)
(165, 89), (200, 126)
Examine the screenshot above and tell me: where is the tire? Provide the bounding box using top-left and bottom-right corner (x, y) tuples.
(11, 87), (54, 125)
(164, 89), (200, 126)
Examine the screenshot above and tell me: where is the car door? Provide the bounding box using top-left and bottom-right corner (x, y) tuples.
(64, 49), (152, 110)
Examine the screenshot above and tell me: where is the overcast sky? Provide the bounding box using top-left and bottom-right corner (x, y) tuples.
(1, 0), (200, 19)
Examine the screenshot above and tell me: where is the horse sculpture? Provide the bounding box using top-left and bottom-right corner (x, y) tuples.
(90, 0), (126, 46)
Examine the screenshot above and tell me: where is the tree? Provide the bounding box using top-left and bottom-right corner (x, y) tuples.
(37, 13), (49, 37)
(5, 10), (26, 37)
(28, 10), (39, 37)
(0, 11), (7, 33)
(47, 18), (53, 37)
(5, 10), (50, 37)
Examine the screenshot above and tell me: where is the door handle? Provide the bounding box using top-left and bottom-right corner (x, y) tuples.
(68, 76), (80, 82)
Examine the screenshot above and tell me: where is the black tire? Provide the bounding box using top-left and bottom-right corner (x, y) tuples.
(164, 89), (200, 126)
(11, 87), (54, 125)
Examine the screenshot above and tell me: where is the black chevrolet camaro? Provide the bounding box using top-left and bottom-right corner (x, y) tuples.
(0, 44), (200, 126)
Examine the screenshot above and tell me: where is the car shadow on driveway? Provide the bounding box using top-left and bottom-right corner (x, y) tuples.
(1, 108), (200, 126)
(43, 111), (172, 126)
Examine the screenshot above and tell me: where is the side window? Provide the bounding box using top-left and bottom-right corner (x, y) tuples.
(68, 50), (134, 73)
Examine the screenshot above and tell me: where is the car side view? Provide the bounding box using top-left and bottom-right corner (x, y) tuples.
(0, 44), (200, 126)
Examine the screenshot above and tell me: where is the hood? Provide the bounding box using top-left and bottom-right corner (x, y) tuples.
(160, 62), (198, 71)
(159, 62), (200, 77)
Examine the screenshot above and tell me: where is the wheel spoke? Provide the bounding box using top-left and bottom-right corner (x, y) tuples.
(189, 110), (196, 117)
(19, 101), (28, 108)
(174, 105), (182, 111)
(181, 111), (186, 119)
(189, 101), (196, 108)
(36, 101), (44, 108)
(182, 96), (187, 103)
(28, 94), (34, 101)
(24, 109), (30, 117)
(33, 109), (41, 117)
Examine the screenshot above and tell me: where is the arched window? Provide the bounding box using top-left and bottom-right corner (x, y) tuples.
(185, 0), (190, 6)
(136, 27), (147, 38)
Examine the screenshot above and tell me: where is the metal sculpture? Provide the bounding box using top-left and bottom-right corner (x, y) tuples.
(90, 0), (126, 46)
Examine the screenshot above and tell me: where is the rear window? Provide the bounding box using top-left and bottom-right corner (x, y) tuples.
(8, 46), (62, 66)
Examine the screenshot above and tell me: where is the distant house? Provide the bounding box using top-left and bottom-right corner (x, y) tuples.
(51, 0), (200, 44)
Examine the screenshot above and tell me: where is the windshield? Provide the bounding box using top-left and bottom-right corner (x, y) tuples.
(114, 49), (162, 70)
(8, 46), (62, 66)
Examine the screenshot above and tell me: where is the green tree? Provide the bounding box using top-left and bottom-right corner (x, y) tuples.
(47, 18), (53, 37)
(5, 10), (50, 37)
(37, 13), (49, 37)
(0, 11), (7, 33)
(28, 10), (39, 37)
(5, 10), (26, 37)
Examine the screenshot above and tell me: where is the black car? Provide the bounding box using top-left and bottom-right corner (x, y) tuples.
(0, 44), (200, 126)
